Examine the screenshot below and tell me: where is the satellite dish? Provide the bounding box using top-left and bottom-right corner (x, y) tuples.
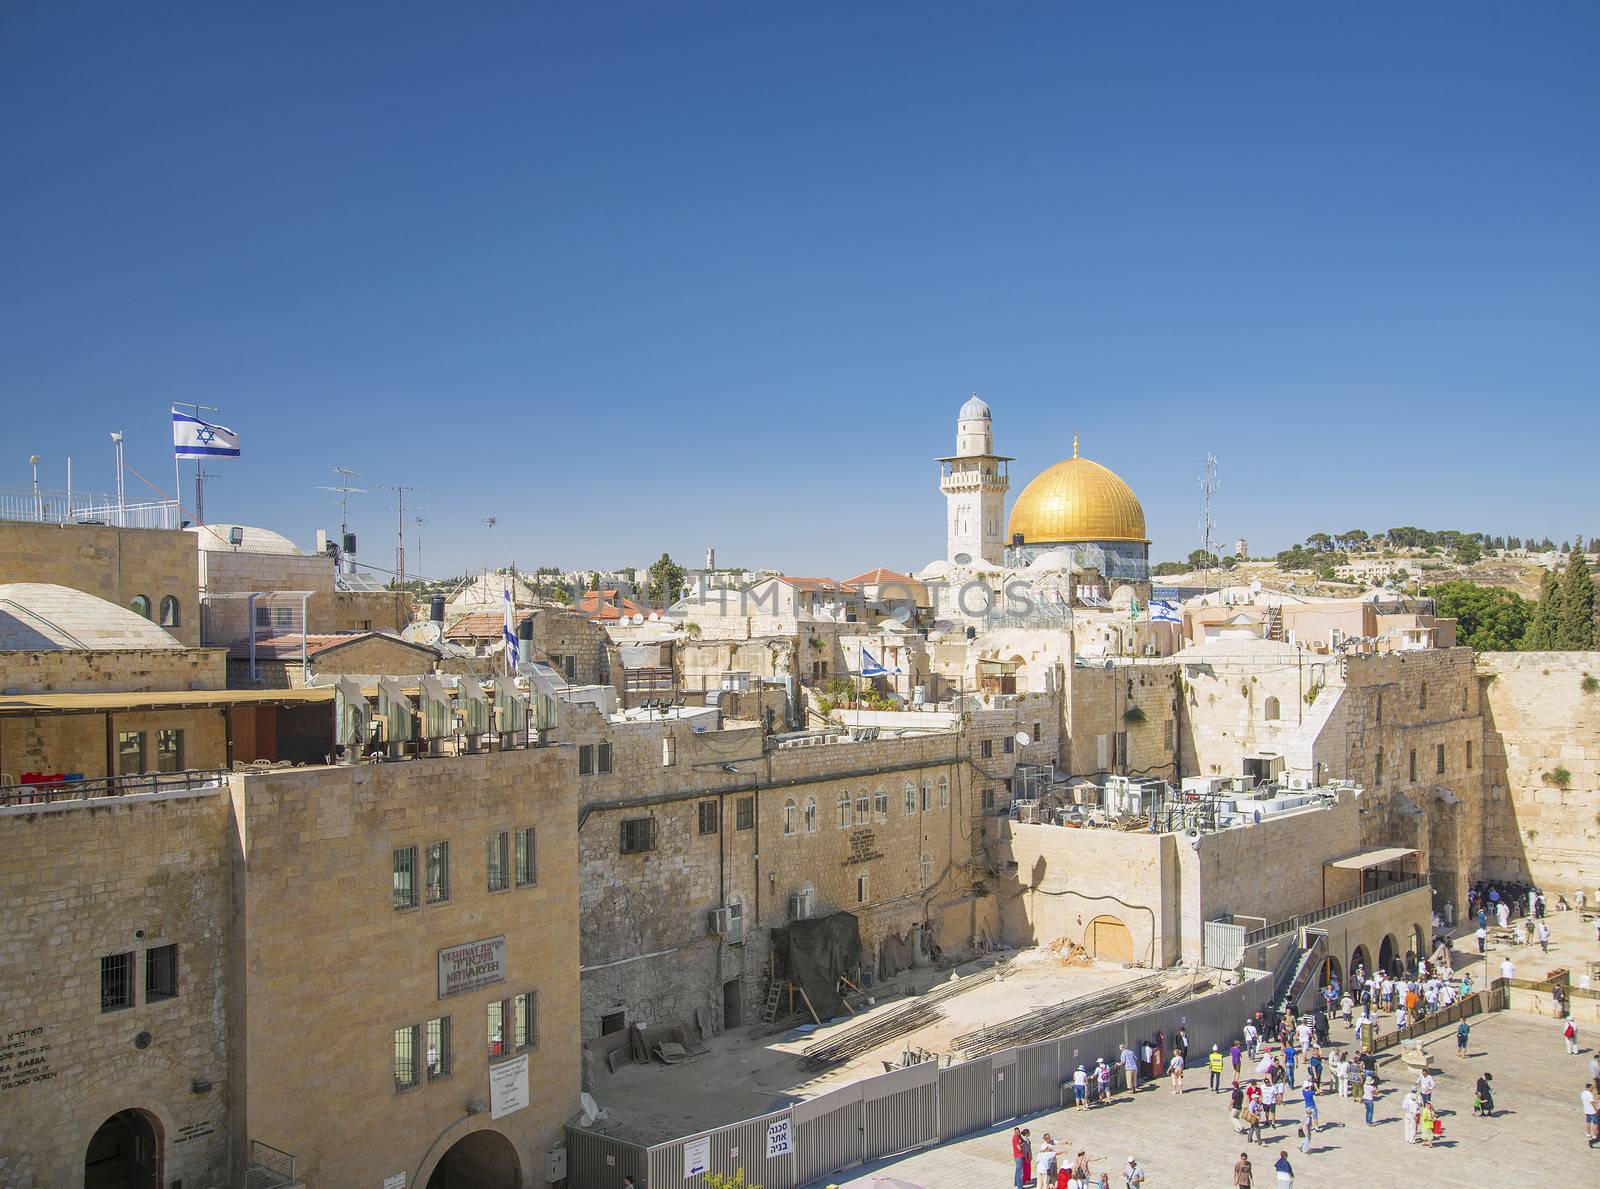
(648, 611), (661, 621)
(1015, 731), (1031, 747)
(631, 612), (644, 625)
(1250, 580), (1262, 595)
(402, 620), (443, 646)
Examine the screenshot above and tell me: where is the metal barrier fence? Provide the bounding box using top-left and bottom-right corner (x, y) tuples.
(567, 973), (1276, 1189)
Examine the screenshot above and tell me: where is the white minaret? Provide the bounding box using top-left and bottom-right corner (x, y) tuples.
(938, 394), (1011, 564)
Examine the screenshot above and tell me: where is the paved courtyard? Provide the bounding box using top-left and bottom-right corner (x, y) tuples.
(820, 1009), (1597, 1188)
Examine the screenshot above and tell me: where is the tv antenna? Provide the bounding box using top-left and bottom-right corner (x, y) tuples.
(374, 482), (439, 585)
(316, 466), (367, 542)
(1198, 453), (1219, 580)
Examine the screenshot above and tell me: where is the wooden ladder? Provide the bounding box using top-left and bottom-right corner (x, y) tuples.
(760, 977), (785, 1025)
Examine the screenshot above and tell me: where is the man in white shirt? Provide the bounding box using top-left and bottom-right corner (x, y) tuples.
(1500, 956), (1516, 982)
(1582, 1083), (1598, 1146)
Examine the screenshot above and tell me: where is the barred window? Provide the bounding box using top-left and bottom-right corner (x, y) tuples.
(426, 1016), (451, 1080)
(155, 729), (184, 773)
(698, 800), (719, 835)
(1003, 736), (1014, 755)
(782, 798), (797, 836)
(905, 780), (916, 815)
(1409, 749), (1417, 783)
(515, 991), (538, 1051)
(101, 952), (135, 1012)
(803, 796), (817, 833)
(425, 841), (450, 904)
(619, 817), (656, 854)
(515, 827), (537, 886)
(938, 775), (950, 809)
(874, 788), (888, 822)
(487, 831), (510, 892)
(1436, 743), (1446, 775)
(145, 944), (178, 1002)
(1466, 740), (1473, 770)
(836, 793), (850, 828)
(981, 739), (993, 758)
(597, 742), (614, 773)
(487, 999), (507, 1061)
(578, 744), (594, 776)
(735, 796), (754, 830)
(394, 846), (419, 910)
(394, 1024), (420, 1090)
(855, 790), (869, 825)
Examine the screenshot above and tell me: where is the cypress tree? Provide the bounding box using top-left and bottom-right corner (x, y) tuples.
(1556, 550), (1597, 649)
(1524, 568), (1563, 650)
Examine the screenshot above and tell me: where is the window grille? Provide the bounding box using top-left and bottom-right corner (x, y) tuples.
(515, 827), (537, 886)
(393, 846), (418, 910)
(145, 944), (178, 1002)
(101, 952), (135, 1012)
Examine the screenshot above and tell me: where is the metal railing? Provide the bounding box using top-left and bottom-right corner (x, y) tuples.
(0, 768), (227, 808)
(1244, 876), (1426, 947)
(0, 488), (180, 529)
(246, 1140), (299, 1188)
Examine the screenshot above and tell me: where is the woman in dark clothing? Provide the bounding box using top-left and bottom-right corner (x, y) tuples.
(1474, 1071), (1495, 1117)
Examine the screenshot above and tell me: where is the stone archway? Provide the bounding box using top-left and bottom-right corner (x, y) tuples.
(1085, 915), (1133, 964)
(85, 1109), (161, 1189)
(1378, 934), (1399, 976)
(1350, 944), (1373, 981)
(1321, 954), (1344, 991)
(426, 1127), (519, 1189)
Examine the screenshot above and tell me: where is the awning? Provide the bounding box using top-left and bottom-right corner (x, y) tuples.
(1327, 846), (1419, 870)
(0, 688), (334, 717)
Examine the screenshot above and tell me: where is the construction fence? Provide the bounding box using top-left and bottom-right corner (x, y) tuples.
(566, 972), (1275, 1189)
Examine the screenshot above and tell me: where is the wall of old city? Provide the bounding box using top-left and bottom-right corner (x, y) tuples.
(1477, 651), (1600, 894)
(1067, 660), (1180, 779)
(0, 786), (233, 1189)
(230, 747), (579, 1189)
(0, 646), (226, 694)
(0, 521), (200, 647)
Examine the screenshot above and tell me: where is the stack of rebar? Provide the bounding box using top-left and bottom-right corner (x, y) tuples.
(796, 961), (1009, 1072)
(951, 972), (1211, 1058)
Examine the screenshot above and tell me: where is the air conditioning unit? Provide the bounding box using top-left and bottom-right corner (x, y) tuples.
(789, 890), (815, 921)
(709, 904), (745, 943)
(1286, 775), (1310, 791)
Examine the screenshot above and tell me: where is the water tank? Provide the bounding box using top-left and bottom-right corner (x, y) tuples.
(518, 617), (534, 645)
(342, 531), (357, 556)
(429, 596), (446, 623)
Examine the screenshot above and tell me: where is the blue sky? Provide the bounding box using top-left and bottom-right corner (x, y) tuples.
(3, 3), (1596, 579)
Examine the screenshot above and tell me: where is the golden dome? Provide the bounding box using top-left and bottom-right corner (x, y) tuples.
(1007, 436), (1148, 544)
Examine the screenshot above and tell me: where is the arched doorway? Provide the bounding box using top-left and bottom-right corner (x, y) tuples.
(1350, 944), (1373, 980)
(1412, 924), (1428, 964)
(85, 1110), (161, 1189)
(1085, 915), (1133, 964)
(426, 1128), (519, 1189)
(1321, 954), (1344, 991)
(1378, 934), (1398, 976)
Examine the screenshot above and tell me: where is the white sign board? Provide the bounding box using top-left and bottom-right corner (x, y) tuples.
(383, 1176), (406, 1189)
(438, 935), (506, 999)
(684, 1136), (711, 1177)
(766, 1117), (793, 1159)
(489, 1053), (528, 1120)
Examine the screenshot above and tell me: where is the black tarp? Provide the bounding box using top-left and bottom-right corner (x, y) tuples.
(772, 911), (861, 1021)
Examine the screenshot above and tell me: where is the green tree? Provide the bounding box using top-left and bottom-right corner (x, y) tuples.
(703, 1171), (762, 1189)
(1523, 567), (1565, 650)
(646, 552), (686, 607)
(1556, 550), (1597, 649)
(1187, 548), (1219, 568)
(1427, 581), (1531, 651)
(1151, 560), (1189, 576)
(1453, 538), (1482, 565)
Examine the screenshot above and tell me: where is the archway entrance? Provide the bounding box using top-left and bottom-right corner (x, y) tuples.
(1321, 954), (1343, 991)
(1378, 934), (1398, 977)
(1085, 915), (1133, 964)
(1350, 945), (1373, 980)
(426, 1129), (519, 1189)
(85, 1110), (161, 1189)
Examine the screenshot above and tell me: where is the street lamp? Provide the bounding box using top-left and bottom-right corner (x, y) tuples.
(29, 454), (41, 520)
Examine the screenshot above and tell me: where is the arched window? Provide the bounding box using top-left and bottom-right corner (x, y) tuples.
(837, 793), (851, 829)
(874, 788), (888, 822)
(855, 789), (870, 825)
(158, 595), (180, 627)
(904, 780), (917, 815)
(803, 797), (817, 833)
(782, 798), (797, 836)
(938, 775), (950, 809)
(1264, 696), (1281, 721)
(129, 595), (151, 620)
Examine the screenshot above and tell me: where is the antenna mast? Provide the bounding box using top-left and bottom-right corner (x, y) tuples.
(375, 482), (439, 587)
(1198, 453), (1219, 583)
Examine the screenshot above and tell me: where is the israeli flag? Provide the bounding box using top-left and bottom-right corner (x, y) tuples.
(1150, 600), (1181, 624)
(860, 647), (900, 677)
(172, 410), (241, 458)
(502, 586), (520, 670)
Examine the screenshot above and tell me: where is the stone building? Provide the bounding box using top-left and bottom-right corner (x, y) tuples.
(192, 524), (337, 649)
(0, 738), (579, 1189)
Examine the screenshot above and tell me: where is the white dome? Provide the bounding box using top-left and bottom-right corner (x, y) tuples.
(959, 394), (991, 420)
(190, 524), (301, 554)
(0, 584), (184, 651)
(1026, 548), (1075, 573)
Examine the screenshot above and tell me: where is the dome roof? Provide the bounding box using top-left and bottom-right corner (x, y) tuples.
(0, 583), (184, 651)
(1007, 438), (1148, 545)
(189, 524), (301, 554)
(959, 393), (991, 421)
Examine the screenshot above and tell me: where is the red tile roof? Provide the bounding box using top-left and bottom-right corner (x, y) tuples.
(444, 612), (504, 640)
(843, 568), (919, 588)
(576, 590), (646, 621)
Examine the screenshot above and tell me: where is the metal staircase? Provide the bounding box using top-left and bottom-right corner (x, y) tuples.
(1274, 929), (1328, 1015)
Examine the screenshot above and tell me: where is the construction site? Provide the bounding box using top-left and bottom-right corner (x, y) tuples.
(576, 938), (1223, 1147)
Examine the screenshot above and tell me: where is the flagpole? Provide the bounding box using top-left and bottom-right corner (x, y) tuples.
(172, 402), (221, 525)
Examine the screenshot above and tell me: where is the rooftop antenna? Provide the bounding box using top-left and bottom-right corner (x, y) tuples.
(1198, 453), (1219, 590)
(317, 466), (367, 542)
(375, 482), (439, 586)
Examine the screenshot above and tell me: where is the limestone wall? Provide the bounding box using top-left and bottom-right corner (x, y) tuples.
(197, 549), (335, 645)
(0, 787), (233, 1189)
(0, 522), (200, 647)
(1, 706), (228, 781)
(333, 589), (414, 633)
(1477, 652), (1600, 893)
(1067, 661), (1180, 779)
(0, 646), (226, 694)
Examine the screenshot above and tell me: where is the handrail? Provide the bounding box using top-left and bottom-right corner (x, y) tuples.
(0, 768), (227, 808)
(247, 1139), (298, 1187)
(1245, 877), (1425, 947)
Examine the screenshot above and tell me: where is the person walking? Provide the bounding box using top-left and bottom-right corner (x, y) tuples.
(1475, 923), (1487, 954)
(1301, 1082), (1318, 1133)
(1418, 1070), (1435, 1106)
(1168, 1049), (1185, 1094)
(1456, 1019), (1470, 1057)
(1282, 1042), (1296, 1089)
(1073, 1063), (1089, 1110)
(1122, 1157), (1144, 1188)
(1233, 1152), (1254, 1188)
(1244, 1100), (1264, 1146)
(1581, 1081), (1598, 1147)
(1474, 1071), (1495, 1118)
(1210, 1044), (1226, 1092)
(1401, 1088), (1420, 1144)
(1039, 1134), (1058, 1187)
(1272, 1150), (1293, 1188)
(1120, 1045), (1139, 1097)
(1537, 919), (1551, 953)
(1362, 1076), (1375, 1126)
(1096, 1057), (1113, 1105)
(1012, 1127), (1025, 1188)
(1563, 1016), (1579, 1055)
